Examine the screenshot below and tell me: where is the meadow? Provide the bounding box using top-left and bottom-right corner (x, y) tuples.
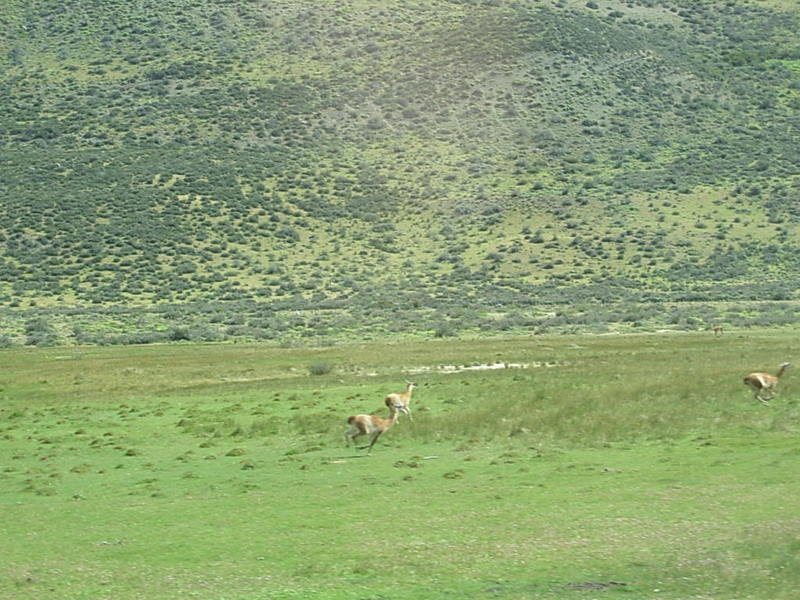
(1, 329), (799, 599)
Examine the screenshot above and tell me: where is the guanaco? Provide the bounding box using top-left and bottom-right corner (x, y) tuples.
(744, 362), (792, 405)
(385, 381), (415, 422)
(345, 398), (403, 453)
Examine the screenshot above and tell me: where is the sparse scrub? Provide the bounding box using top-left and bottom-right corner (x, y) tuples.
(0, 0), (798, 325)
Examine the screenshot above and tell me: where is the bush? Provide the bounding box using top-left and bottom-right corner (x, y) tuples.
(308, 362), (333, 376)
(168, 327), (191, 341)
(24, 317), (58, 346)
(433, 322), (458, 338)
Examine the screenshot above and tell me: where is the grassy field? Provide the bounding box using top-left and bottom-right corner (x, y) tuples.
(1, 330), (799, 599)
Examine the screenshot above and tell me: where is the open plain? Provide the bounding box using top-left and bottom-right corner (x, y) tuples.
(1, 330), (798, 599)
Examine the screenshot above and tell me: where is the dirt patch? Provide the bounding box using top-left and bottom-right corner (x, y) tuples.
(407, 361), (566, 375)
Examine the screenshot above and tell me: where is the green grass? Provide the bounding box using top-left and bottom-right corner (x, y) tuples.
(2, 330), (799, 599)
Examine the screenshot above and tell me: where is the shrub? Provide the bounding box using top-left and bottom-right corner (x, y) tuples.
(308, 362), (333, 376)
(434, 322), (458, 338)
(25, 317), (58, 346)
(168, 327), (191, 341)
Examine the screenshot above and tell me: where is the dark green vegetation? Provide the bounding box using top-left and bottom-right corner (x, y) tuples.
(2, 0), (800, 343)
(2, 331), (799, 599)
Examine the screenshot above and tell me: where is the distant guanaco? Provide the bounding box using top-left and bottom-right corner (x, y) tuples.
(345, 398), (403, 453)
(711, 325), (723, 336)
(385, 381), (415, 422)
(743, 362), (792, 405)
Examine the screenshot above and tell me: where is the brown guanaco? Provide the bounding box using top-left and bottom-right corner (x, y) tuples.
(345, 398), (404, 453)
(385, 381), (415, 422)
(744, 362), (792, 404)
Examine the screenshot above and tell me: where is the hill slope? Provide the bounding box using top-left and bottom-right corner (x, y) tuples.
(1, 0), (799, 342)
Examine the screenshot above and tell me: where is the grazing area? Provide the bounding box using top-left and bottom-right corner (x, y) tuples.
(1, 330), (799, 599)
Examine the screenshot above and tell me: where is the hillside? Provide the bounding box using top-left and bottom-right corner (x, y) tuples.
(1, 0), (799, 344)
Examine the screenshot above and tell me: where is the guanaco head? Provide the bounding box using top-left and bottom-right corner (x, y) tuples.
(405, 380), (416, 390)
(385, 397), (406, 413)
